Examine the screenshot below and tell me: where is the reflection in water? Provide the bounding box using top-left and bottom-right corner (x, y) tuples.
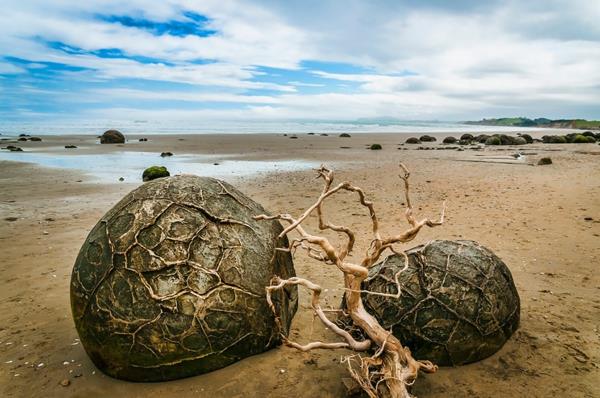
(0, 151), (320, 182)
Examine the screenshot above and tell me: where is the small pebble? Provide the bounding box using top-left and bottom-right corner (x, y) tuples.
(60, 379), (70, 387)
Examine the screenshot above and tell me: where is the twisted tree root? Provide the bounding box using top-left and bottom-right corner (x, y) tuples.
(255, 163), (445, 397)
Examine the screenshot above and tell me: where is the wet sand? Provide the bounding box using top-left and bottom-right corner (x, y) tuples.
(1, 132), (599, 397)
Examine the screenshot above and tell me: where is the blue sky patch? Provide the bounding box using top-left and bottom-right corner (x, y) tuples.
(98, 13), (217, 37)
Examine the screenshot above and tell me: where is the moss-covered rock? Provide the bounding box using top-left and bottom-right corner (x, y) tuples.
(512, 136), (528, 145)
(369, 144), (382, 150)
(405, 137), (420, 144)
(572, 134), (596, 143)
(442, 136), (457, 144)
(485, 136), (501, 145)
(100, 129), (125, 144)
(550, 135), (567, 143)
(519, 134), (533, 144)
(542, 135), (567, 144)
(142, 166), (170, 182)
(476, 134), (490, 143)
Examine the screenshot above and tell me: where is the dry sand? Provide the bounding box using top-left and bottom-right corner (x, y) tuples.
(1, 132), (599, 397)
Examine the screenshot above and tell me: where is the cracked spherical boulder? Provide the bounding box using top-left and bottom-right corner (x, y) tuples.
(70, 175), (298, 381)
(360, 240), (519, 366)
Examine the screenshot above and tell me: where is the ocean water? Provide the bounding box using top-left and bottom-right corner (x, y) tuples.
(0, 119), (539, 136)
(0, 150), (321, 182)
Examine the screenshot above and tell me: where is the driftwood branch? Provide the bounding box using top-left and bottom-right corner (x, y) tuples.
(255, 163), (446, 398)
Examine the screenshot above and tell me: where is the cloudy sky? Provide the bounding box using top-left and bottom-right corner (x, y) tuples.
(1, 0), (599, 123)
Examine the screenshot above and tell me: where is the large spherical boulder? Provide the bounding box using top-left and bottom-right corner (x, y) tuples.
(360, 240), (519, 366)
(100, 129), (125, 144)
(71, 175), (298, 381)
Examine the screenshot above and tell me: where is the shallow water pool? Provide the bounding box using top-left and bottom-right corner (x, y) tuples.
(0, 150), (320, 182)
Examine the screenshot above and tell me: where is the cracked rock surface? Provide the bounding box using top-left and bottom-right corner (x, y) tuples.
(362, 240), (520, 366)
(70, 175), (297, 381)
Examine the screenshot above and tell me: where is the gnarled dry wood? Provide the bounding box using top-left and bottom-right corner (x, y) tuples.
(254, 164), (445, 398)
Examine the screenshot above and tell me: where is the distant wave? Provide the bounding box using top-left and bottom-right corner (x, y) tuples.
(0, 119), (543, 135)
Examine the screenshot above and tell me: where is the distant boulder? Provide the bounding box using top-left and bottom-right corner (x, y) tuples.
(512, 136), (527, 145)
(340, 133), (351, 138)
(405, 137), (420, 144)
(485, 136), (501, 145)
(475, 134), (490, 143)
(537, 157), (552, 165)
(65, 145), (78, 149)
(582, 131), (595, 138)
(419, 135), (436, 142)
(138, 138), (148, 142)
(519, 134), (533, 144)
(442, 136), (457, 144)
(29, 137), (42, 142)
(542, 135), (567, 144)
(572, 134), (596, 143)
(369, 144), (382, 150)
(18, 137), (27, 141)
(160, 152), (174, 157)
(460, 133), (474, 141)
(100, 129), (125, 144)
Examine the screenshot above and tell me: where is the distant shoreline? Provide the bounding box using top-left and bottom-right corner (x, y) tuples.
(465, 117), (600, 130)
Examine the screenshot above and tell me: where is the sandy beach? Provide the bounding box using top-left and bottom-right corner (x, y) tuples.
(1, 131), (599, 398)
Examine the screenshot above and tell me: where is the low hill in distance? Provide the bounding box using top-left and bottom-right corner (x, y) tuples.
(465, 117), (600, 130)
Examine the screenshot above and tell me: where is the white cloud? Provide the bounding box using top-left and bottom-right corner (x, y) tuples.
(0, 0), (599, 120)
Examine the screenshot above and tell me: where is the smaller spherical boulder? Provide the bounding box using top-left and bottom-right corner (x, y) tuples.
(537, 157), (552, 165)
(360, 240), (520, 366)
(405, 137), (420, 144)
(420, 135), (436, 142)
(460, 133), (474, 141)
(370, 144), (382, 150)
(100, 129), (125, 144)
(340, 133), (351, 138)
(142, 166), (170, 181)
